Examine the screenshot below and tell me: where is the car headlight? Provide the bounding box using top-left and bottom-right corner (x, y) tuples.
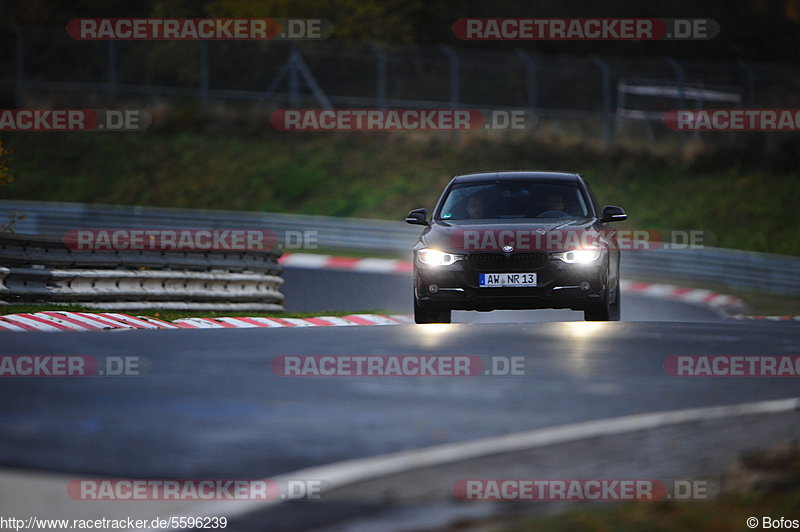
(417, 249), (464, 266)
(554, 247), (602, 264)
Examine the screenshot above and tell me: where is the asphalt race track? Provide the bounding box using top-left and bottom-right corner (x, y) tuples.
(0, 266), (796, 481)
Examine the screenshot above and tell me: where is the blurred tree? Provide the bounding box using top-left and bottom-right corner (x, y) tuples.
(204, 0), (425, 44)
(0, 0), (798, 60)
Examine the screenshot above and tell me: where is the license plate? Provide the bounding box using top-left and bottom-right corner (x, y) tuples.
(479, 272), (537, 287)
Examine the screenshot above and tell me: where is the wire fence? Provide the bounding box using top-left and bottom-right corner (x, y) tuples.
(3, 27), (800, 142)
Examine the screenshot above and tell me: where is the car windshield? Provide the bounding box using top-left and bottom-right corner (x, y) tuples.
(437, 181), (590, 221)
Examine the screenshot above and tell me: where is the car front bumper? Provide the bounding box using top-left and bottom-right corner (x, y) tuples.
(414, 255), (608, 311)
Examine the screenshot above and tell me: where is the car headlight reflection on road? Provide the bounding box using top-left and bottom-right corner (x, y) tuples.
(417, 249), (464, 266)
(555, 247), (602, 264)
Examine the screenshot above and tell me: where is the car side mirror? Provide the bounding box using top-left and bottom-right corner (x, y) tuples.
(405, 208), (429, 226)
(600, 205), (627, 223)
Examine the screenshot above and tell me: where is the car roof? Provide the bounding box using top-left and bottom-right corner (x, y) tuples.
(452, 171), (583, 183)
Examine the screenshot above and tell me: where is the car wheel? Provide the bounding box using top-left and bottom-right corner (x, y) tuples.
(584, 283), (620, 322)
(414, 298), (451, 324)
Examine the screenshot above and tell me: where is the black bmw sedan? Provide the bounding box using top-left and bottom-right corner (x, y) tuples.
(405, 171), (627, 323)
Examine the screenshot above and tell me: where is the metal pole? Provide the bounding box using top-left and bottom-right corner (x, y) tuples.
(439, 45), (459, 108)
(590, 55), (612, 147)
(371, 42), (387, 109)
(107, 40), (117, 105)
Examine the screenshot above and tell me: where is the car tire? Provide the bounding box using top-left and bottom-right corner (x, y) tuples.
(414, 299), (452, 324)
(584, 283), (620, 322)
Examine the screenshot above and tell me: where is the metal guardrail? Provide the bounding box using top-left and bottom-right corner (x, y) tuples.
(0, 199), (419, 255)
(620, 247), (800, 296)
(2, 199), (799, 296)
(0, 231), (284, 311)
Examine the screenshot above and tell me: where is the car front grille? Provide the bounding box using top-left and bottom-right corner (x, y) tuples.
(469, 252), (548, 270)
(510, 252), (548, 269)
(469, 253), (506, 270)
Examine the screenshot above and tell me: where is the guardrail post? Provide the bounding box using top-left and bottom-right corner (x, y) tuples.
(371, 42), (388, 109)
(439, 45), (460, 108)
(590, 55), (613, 148)
(107, 40), (117, 105)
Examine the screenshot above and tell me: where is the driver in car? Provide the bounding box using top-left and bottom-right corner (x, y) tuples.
(467, 194), (490, 219)
(545, 192), (565, 212)
(532, 192), (568, 217)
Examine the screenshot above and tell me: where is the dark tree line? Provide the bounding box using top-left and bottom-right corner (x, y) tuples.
(1, 0), (798, 60)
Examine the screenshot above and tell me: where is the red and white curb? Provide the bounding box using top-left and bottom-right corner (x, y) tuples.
(618, 280), (747, 314)
(279, 253), (412, 273)
(0, 311), (413, 332)
(733, 314), (800, 321)
(171, 314), (412, 329)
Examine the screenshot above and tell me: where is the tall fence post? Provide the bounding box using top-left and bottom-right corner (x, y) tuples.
(615, 78), (626, 136)
(590, 55), (612, 148)
(737, 59), (756, 107)
(200, 41), (209, 110)
(288, 47), (300, 108)
(371, 42), (387, 109)
(516, 49), (537, 116)
(15, 28), (24, 106)
(107, 40), (117, 105)
(666, 57), (685, 109)
(439, 45), (460, 108)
